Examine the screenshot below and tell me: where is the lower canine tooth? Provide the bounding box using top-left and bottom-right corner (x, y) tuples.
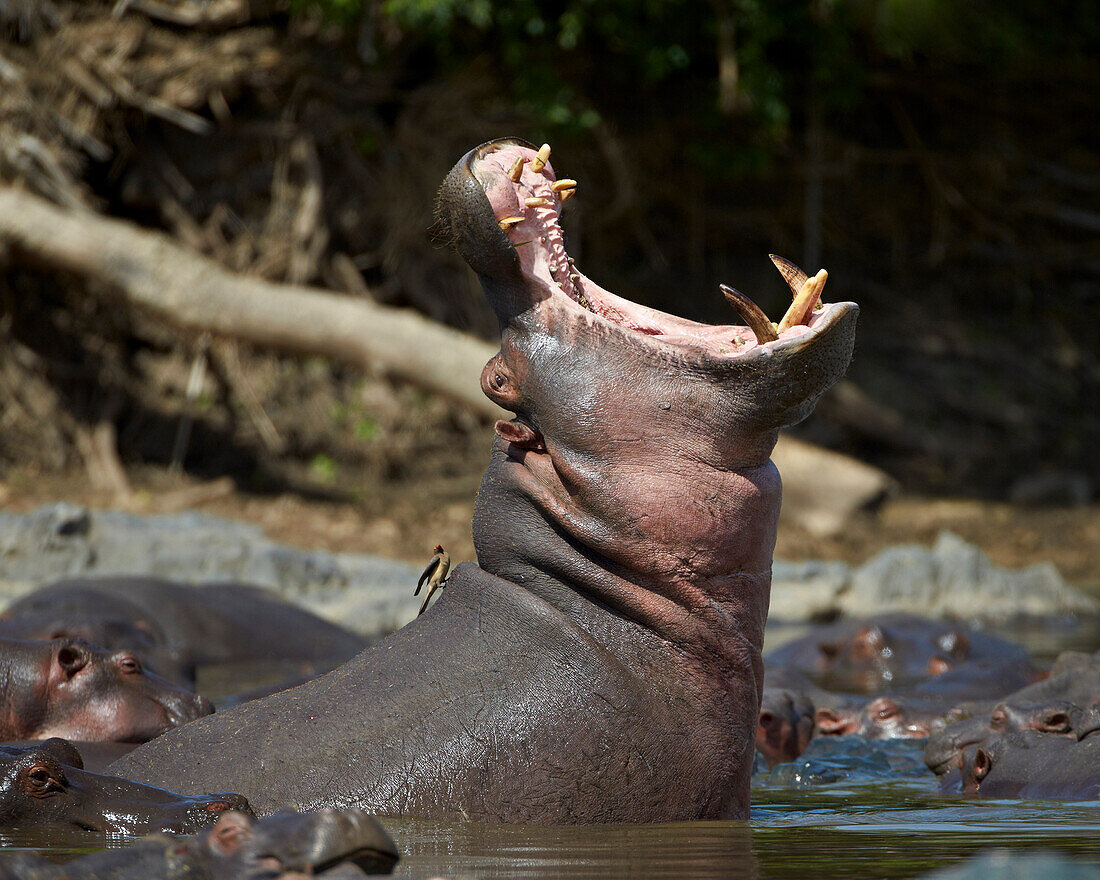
(498, 216), (525, 230)
(524, 197), (549, 208)
(769, 254), (809, 297)
(559, 187), (576, 202)
(507, 157), (524, 182)
(720, 284), (779, 344)
(531, 143), (551, 173)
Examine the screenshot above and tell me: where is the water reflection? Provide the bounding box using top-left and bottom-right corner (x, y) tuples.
(384, 818), (757, 879)
(2, 779), (1100, 879)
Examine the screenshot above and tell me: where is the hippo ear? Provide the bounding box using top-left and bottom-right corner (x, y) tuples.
(973, 748), (993, 782)
(815, 707), (859, 736)
(56, 642), (90, 678)
(37, 738), (84, 770)
(206, 811), (253, 855)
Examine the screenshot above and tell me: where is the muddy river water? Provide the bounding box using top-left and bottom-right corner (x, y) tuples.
(5, 766), (1099, 879)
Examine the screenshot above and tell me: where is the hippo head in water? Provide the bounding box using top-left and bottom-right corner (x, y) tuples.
(0, 739), (251, 834)
(434, 137), (857, 650)
(0, 637), (212, 743)
(109, 139), (856, 824)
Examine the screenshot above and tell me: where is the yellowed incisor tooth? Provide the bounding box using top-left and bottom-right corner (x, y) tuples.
(559, 187), (576, 202)
(507, 156), (524, 182)
(776, 269), (828, 332)
(531, 143), (551, 173)
(498, 216), (525, 230)
(524, 197), (549, 208)
(551, 179), (577, 192)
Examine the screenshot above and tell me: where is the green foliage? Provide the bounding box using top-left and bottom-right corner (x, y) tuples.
(310, 453), (339, 482)
(289, 0), (1098, 144)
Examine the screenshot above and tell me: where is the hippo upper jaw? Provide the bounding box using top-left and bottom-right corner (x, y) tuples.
(434, 138), (859, 469)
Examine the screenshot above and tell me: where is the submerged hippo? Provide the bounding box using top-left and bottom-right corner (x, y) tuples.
(0, 637), (211, 743)
(765, 615), (1032, 693)
(960, 728), (1100, 800)
(0, 738), (250, 834)
(4, 577), (369, 685)
(0, 806), (397, 878)
(111, 138), (858, 823)
(926, 652), (1100, 789)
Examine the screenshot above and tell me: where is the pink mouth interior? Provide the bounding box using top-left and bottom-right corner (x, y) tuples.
(474, 143), (831, 359)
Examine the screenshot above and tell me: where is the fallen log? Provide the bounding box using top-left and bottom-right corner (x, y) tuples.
(0, 185), (506, 421)
(0, 185), (895, 531)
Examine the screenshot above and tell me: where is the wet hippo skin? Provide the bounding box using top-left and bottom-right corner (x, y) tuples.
(110, 138), (858, 823)
(0, 636), (211, 743)
(0, 738), (251, 834)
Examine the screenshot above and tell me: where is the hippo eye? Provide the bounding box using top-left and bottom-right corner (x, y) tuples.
(118, 656), (142, 674)
(25, 764), (63, 795)
(493, 374), (505, 389)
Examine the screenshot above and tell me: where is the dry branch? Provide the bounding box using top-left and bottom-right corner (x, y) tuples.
(0, 185), (896, 525)
(0, 185), (506, 421)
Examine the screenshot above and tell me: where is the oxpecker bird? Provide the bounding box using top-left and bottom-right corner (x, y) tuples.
(415, 545), (450, 616)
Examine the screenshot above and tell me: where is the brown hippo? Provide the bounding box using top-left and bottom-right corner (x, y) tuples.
(0, 738), (251, 834)
(110, 138), (858, 823)
(0, 637), (211, 743)
(0, 806), (397, 878)
(813, 658), (1041, 740)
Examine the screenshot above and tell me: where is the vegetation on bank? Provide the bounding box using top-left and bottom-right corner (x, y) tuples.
(0, 0), (1096, 500)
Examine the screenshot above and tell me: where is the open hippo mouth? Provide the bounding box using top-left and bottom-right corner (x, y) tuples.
(433, 137), (858, 407)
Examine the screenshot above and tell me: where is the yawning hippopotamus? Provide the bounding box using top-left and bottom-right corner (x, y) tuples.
(0, 637), (212, 743)
(110, 138), (858, 823)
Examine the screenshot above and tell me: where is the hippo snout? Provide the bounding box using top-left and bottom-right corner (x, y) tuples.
(170, 692), (215, 725)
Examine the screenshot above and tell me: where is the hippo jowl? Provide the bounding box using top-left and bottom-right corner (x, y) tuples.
(111, 139), (858, 823)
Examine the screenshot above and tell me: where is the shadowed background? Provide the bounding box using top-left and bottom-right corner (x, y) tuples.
(0, 0), (1096, 578)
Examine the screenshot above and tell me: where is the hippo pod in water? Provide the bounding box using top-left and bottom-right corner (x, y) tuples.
(110, 138), (858, 823)
(0, 738), (251, 834)
(0, 636), (211, 743)
(0, 806), (398, 879)
(925, 650), (1100, 798)
(765, 614), (1034, 693)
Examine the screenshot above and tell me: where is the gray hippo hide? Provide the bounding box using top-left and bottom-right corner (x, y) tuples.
(110, 138), (858, 823)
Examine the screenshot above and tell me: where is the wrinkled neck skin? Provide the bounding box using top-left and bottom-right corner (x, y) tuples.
(474, 313), (780, 681)
(433, 139), (857, 813)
